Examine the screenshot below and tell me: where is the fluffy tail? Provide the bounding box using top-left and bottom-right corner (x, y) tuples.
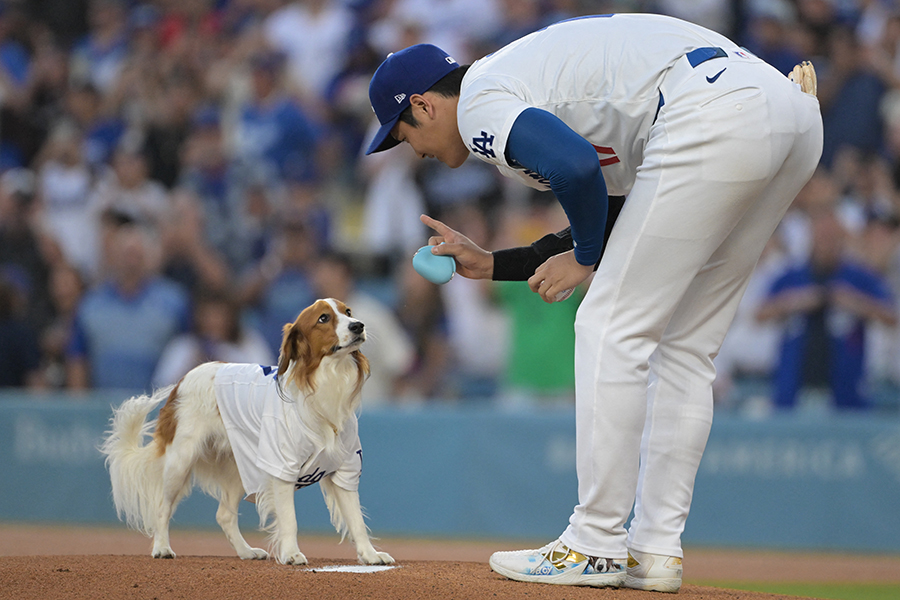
(100, 388), (172, 536)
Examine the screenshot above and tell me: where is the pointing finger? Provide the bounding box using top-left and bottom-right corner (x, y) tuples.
(420, 214), (455, 238)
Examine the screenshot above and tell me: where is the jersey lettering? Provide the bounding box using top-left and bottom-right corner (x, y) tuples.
(470, 131), (496, 158)
(295, 467), (329, 489)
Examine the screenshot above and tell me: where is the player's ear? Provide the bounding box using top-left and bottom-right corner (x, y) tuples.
(409, 94), (432, 119)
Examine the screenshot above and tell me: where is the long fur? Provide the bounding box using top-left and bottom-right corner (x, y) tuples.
(100, 298), (392, 566)
(101, 386), (172, 535)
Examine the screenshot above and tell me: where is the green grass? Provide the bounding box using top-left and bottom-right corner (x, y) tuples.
(695, 581), (900, 600)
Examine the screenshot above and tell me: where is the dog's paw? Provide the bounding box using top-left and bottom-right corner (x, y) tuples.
(239, 548), (269, 560)
(278, 551), (308, 565)
(360, 551), (395, 565)
(152, 548), (176, 559)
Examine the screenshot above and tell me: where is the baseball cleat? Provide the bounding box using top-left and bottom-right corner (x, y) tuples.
(624, 549), (683, 593)
(489, 540), (625, 587)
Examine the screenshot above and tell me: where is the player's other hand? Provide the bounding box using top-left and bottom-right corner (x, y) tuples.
(529, 250), (594, 303)
(420, 214), (494, 280)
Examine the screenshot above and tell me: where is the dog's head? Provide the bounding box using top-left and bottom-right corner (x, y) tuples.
(277, 298), (370, 395)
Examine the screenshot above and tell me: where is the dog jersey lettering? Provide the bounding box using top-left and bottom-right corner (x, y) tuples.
(214, 363), (362, 497)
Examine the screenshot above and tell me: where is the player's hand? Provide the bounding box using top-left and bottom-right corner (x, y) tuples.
(528, 250), (593, 303)
(420, 214), (494, 280)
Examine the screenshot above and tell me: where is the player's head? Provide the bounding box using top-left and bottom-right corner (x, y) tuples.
(366, 44), (467, 162)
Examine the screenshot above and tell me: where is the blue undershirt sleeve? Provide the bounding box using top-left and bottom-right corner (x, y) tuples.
(505, 107), (608, 266)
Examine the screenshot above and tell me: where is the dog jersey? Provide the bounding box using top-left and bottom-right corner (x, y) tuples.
(457, 13), (741, 196)
(214, 363), (362, 499)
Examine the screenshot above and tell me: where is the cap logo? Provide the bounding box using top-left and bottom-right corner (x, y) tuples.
(394, 93), (407, 103)
(446, 57), (456, 64)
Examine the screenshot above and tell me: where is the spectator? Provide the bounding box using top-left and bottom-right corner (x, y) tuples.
(437, 204), (508, 400)
(0, 2), (34, 169)
(159, 187), (230, 294)
(152, 287), (274, 387)
(91, 131), (171, 229)
(231, 50), (322, 183)
(859, 206), (900, 411)
(283, 173), (332, 251)
(39, 262), (86, 389)
(263, 0), (354, 102)
(0, 275), (42, 388)
(179, 104), (246, 268)
(757, 209), (897, 410)
(34, 121), (101, 281)
(740, 1), (803, 75)
(817, 25), (887, 168)
(0, 167), (54, 334)
(486, 0), (550, 53)
(142, 77), (202, 189)
(63, 81), (125, 170)
(492, 195), (583, 409)
(392, 257), (451, 402)
(15, 39), (72, 164)
(227, 168), (282, 277)
(238, 212), (319, 356)
(69, 0), (130, 95)
(368, 0), (502, 63)
(66, 217), (190, 391)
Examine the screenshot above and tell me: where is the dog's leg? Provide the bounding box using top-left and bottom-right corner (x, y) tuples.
(269, 478), (307, 565)
(321, 479), (394, 565)
(152, 442), (199, 558)
(215, 463), (268, 560)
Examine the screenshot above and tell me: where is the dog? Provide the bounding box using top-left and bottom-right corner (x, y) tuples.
(101, 298), (394, 566)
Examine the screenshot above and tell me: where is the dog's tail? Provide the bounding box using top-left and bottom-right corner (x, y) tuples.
(100, 388), (172, 536)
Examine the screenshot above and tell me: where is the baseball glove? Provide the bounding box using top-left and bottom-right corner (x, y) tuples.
(789, 61), (817, 97)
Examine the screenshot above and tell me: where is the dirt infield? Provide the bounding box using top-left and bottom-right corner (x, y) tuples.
(0, 555), (817, 600)
(2, 524), (899, 600)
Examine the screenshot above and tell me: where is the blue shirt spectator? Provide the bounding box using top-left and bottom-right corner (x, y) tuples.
(66, 219), (190, 391)
(233, 52), (321, 183)
(759, 212), (897, 410)
(767, 261), (894, 409)
(68, 276), (189, 390)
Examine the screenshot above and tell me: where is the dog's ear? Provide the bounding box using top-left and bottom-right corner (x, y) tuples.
(278, 322), (305, 382)
(279, 320), (321, 392)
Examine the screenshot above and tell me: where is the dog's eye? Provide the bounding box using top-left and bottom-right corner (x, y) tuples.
(318, 314), (330, 324)
(345, 308), (352, 316)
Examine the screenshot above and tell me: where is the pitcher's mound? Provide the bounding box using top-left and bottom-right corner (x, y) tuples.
(0, 555), (819, 600)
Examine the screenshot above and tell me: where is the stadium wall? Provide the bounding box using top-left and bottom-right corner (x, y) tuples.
(1, 392), (898, 552)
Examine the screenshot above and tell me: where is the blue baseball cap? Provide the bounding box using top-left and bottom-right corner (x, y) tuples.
(365, 44), (459, 155)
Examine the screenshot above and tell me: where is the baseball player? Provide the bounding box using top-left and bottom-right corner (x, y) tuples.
(365, 13), (822, 591)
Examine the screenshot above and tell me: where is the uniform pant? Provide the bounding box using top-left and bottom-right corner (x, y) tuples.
(559, 50), (823, 559)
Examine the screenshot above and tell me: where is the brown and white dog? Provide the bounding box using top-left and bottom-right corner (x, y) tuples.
(101, 298), (394, 566)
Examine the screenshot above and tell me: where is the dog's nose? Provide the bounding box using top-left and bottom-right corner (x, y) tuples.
(349, 321), (364, 334)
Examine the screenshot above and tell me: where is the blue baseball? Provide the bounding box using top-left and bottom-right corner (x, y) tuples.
(412, 245), (456, 284)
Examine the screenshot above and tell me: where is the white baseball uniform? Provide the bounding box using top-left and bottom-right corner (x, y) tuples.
(457, 14), (823, 558)
(214, 363), (362, 499)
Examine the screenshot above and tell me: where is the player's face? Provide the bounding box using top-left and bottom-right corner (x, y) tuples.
(392, 94), (470, 168)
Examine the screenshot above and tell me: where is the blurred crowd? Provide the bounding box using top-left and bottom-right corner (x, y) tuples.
(2, 0), (900, 414)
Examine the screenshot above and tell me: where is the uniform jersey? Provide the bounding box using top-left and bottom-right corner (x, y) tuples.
(214, 363), (362, 499)
(457, 13), (742, 196)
